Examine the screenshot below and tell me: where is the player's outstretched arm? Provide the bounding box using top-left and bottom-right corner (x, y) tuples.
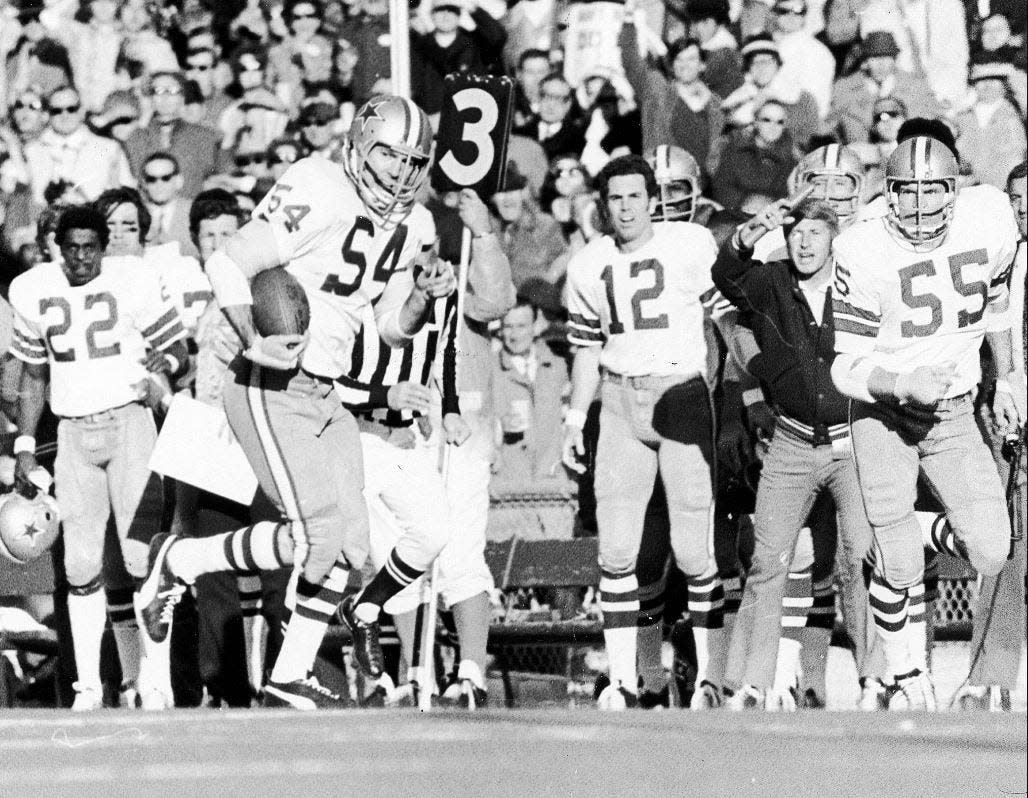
(379, 255), (457, 346)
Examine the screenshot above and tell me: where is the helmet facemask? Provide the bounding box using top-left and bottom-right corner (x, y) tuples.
(653, 176), (698, 222)
(886, 178), (955, 251)
(345, 139), (434, 229)
(804, 173), (861, 225)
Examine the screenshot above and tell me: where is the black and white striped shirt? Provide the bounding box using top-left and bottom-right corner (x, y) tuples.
(335, 293), (460, 426)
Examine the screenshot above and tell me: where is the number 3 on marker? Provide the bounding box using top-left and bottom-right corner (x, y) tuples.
(438, 88), (498, 186)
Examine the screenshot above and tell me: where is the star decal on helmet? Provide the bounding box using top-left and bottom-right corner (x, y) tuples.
(356, 99), (387, 133)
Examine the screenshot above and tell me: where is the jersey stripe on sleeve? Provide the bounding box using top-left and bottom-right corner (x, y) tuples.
(567, 311), (604, 345)
(142, 306), (187, 351)
(831, 298), (881, 338)
(10, 327), (47, 364)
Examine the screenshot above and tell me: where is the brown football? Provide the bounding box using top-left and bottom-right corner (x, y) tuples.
(251, 268), (311, 337)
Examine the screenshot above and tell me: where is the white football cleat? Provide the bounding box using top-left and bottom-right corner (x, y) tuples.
(765, 684), (797, 713)
(724, 684), (764, 711)
(71, 682), (103, 712)
(889, 669), (937, 712)
(689, 680), (722, 710)
(597, 682), (638, 711)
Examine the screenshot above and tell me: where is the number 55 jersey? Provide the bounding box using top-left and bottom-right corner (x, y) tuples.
(565, 221), (720, 377)
(252, 157), (436, 380)
(831, 184), (1018, 399)
(8, 258), (186, 416)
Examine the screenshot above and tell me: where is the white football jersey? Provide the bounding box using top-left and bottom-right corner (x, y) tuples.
(252, 157), (436, 379)
(144, 243), (213, 336)
(565, 221), (719, 377)
(832, 184), (1018, 398)
(8, 259), (186, 416)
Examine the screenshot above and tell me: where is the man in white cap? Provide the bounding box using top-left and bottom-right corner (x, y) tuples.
(955, 62), (1026, 189)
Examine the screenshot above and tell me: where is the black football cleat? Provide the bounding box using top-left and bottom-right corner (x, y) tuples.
(263, 675), (354, 710)
(638, 684), (670, 709)
(338, 596), (384, 678)
(134, 533), (185, 643)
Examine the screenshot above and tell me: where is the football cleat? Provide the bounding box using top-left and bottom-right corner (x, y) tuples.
(800, 687), (826, 709)
(884, 136), (957, 250)
(765, 684), (798, 713)
(71, 682), (103, 712)
(140, 686), (173, 711)
(724, 684), (763, 711)
(670, 618), (698, 707)
(858, 677), (890, 711)
(337, 596), (384, 679)
(889, 669), (938, 712)
(638, 684), (670, 710)
(264, 675), (354, 710)
(119, 681), (140, 709)
(343, 94), (434, 229)
(956, 684), (1011, 712)
(787, 143), (865, 224)
(135, 533), (185, 644)
(689, 680), (723, 711)
(645, 144), (701, 222)
(597, 682), (638, 711)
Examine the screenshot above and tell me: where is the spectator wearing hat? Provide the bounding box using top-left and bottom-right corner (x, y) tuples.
(770, 0), (836, 119)
(620, 6), (724, 176)
(712, 97), (799, 212)
(88, 89), (141, 142)
(513, 73), (587, 163)
(829, 30), (942, 143)
(722, 34), (820, 150)
(489, 163), (568, 292)
(217, 48), (290, 163)
(268, 0), (334, 115)
(125, 71), (229, 200)
(410, 0), (507, 117)
(857, 0), (969, 111)
(955, 62), (1027, 189)
(687, 0), (744, 100)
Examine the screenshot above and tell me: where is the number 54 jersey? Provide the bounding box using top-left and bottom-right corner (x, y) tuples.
(831, 184), (1018, 399)
(253, 157), (436, 379)
(8, 258), (186, 417)
(565, 221), (719, 377)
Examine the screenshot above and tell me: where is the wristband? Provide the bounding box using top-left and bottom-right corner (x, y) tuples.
(564, 408), (587, 430)
(995, 378), (1013, 396)
(13, 435), (35, 455)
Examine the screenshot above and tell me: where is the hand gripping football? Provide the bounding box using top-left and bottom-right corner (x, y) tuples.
(251, 268), (311, 337)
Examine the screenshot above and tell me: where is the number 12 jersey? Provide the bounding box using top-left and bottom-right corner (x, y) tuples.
(565, 221), (719, 377)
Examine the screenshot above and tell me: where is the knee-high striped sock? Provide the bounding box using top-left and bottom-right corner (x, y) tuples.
(107, 586), (141, 689)
(68, 580), (106, 691)
(868, 573), (914, 679)
(270, 557), (350, 684)
(237, 573), (264, 692)
(354, 549), (423, 623)
(917, 511), (966, 560)
(773, 567), (811, 695)
(687, 569), (726, 687)
(799, 574), (835, 700)
(637, 574), (667, 692)
(169, 522), (293, 583)
(600, 568), (639, 693)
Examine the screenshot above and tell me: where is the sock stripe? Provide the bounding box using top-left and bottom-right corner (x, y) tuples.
(240, 526), (259, 572)
(224, 530), (244, 571)
(385, 551), (421, 585)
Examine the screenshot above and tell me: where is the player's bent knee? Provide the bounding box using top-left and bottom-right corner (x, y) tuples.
(598, 547), (637, 575)
(65, 555), (103, 591)
(121, 539), (150, 581)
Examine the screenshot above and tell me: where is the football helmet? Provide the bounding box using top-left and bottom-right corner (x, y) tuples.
(0, 491), (60, 565)
(343, 95), (435, 228)
(645, 145), (701, 222)
(788, 144), (865, 224)
(884, 136), (958, 250)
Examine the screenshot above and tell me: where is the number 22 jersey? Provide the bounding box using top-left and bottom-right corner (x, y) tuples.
(565, 221), (719, 377)
(831, 184), (1017, 398)
(8, 258), (186, 417)
(252, 157), (436, 379)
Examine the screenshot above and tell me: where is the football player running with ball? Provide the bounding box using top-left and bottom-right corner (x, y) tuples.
(831, 136), (1021, 710)
(137, 95), (456, 709)
(563, 155), (725, 710)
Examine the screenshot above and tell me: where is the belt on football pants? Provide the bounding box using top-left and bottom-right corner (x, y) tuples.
(59, 400), (141, 423)
(776, 413), (850, 447)
(600, 368), (701, 389)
